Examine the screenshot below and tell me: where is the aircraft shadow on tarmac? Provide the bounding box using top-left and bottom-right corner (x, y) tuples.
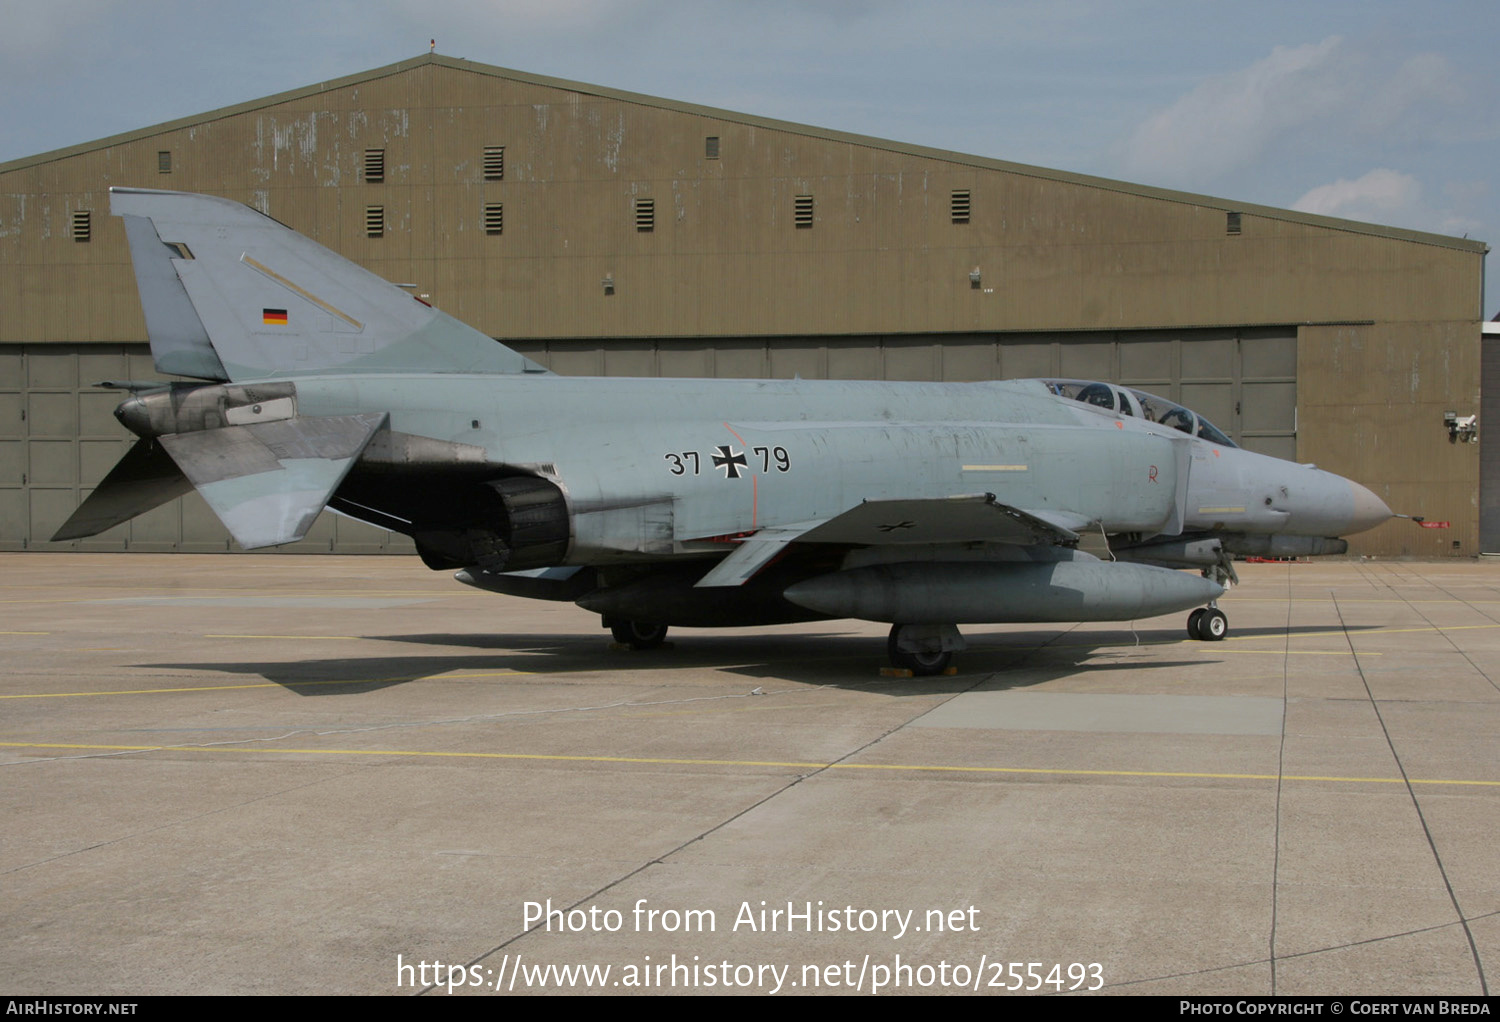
(135, 621), (1364, 695)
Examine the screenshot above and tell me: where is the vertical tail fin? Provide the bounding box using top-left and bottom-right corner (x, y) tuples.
(111, 187), (548, 381)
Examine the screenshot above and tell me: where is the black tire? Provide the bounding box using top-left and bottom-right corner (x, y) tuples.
(611, 621), (668, 649)
(1195, 608), (1228, 641)
(887, 625), (953, 676)
(1187, 608), (1206, 639)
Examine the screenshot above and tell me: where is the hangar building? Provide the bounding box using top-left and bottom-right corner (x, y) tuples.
(0, 54), (1488, 557)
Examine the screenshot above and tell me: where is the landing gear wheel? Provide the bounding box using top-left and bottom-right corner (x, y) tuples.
(887, 625), (953, 676)
(1187, 608), (1206, 639)
(610, 621), (668, 650)
(1194, 608), (1228, 641)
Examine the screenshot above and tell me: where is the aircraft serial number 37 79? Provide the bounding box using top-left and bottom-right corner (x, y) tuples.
(57, 189), (1393, 674)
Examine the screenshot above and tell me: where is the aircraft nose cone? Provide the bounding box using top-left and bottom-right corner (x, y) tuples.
(1347, 481), (1393, 535)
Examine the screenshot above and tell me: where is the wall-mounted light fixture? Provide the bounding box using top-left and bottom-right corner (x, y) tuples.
(1443, 410), (1478, 444)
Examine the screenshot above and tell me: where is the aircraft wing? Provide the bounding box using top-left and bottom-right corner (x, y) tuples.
(695, 494), (1090, 587)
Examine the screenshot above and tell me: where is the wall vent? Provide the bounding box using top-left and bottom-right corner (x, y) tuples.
(364, 149), (385, 183)
(951, 189), (971, 224)
(794, 194), (814, 228)
(1226, 211), (1242, 235)
(635, 198), (655, 232)
(483, 146), (505, 180)
(484, 202), (504, 235)
(71, 210), (91, 242)
(157, 151), (172, 174)
(705, 136), (720, 159)
(365, 205), (384, 237)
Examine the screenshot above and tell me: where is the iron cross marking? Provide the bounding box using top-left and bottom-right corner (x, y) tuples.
(712, 445), (748, 479)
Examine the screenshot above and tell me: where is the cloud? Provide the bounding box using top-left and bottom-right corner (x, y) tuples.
(1119, 36), (1349, 185)
(0, 0), (120, 70)
(1355, 52), (1465, 136)
(1117, 36), (1467, 189)
(1292, 168), (1482, 237)
(1292, 168), (1421, 218)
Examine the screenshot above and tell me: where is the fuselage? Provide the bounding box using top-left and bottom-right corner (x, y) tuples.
(282, 372), (1389, 567)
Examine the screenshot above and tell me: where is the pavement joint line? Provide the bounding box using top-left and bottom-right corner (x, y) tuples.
(2, 741), (1497, 787)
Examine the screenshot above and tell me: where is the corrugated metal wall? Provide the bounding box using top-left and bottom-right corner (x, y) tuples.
(2, 60), (1482, 348)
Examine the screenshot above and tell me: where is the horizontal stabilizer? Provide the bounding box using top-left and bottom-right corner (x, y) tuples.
(158, 413), (387, 549)
(51, 439), (193, 541)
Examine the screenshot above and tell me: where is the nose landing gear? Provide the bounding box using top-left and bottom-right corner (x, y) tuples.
(1186, 554), (1235, 641)
(1187, 605), (1227, 641)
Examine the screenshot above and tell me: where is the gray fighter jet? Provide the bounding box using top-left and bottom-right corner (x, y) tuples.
(55, 189), (1393, 674)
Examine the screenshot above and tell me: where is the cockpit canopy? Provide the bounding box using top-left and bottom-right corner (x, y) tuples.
(1043, 379), (1236, 448)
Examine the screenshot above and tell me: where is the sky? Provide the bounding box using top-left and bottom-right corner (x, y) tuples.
(3, 0), (1497, 314)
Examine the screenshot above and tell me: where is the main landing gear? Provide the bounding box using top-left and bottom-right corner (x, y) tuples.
(609, 620), (669, 650)
(887, 623), (964, 676)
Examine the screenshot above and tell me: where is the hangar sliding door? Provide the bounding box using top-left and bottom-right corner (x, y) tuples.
(524, 326), (1300, 453)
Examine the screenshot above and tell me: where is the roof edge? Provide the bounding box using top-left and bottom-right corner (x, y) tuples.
(0, 54), (435, 176)
(2, 52), (1487, 256)
(446, 54), (1484, 255)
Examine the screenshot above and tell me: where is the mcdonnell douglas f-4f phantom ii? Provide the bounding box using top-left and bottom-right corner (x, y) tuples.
(55, 188), (1394, 674)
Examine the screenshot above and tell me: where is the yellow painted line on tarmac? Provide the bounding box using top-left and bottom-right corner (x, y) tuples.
(0, 670), (533, 699)
(1186, 648), (1377, 656)
(2, 740), (1497, 788)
